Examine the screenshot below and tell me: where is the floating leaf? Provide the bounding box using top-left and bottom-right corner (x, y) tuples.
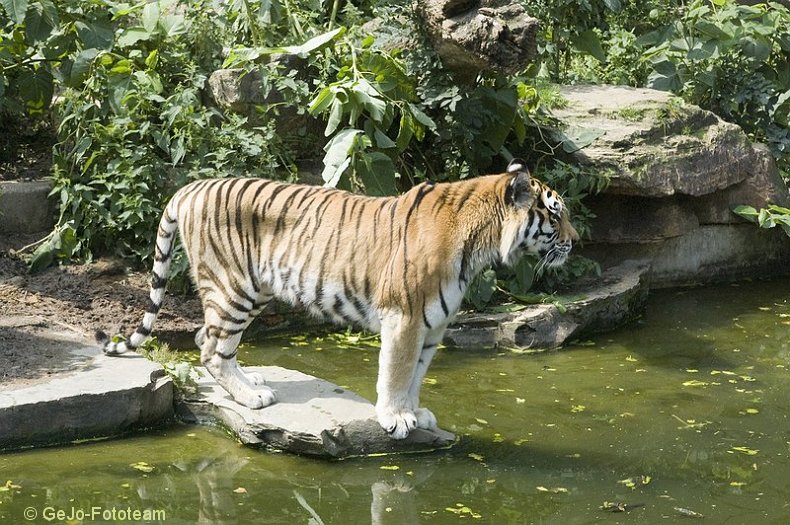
(446, 504), (482, 519)
(571, 405), (586, 413)
(130, 462), (154, 473)
(537, 486), (568, 494)
(380, 465), (400, 471)
(618, 475), (651, 490)
(730, 446), (759, 456)
(467, 453), (485, 462)
(233, 487), (248, 494)
(674, 507), (704, 518)
(682, 380), (709, 387)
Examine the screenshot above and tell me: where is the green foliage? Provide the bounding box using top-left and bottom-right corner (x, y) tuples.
(733, 204), (790, 237)
(139, 338), (200, 396)
(46, 0), (283, 267)
(524, 0), (628, 82)
(0, 0), (62, 120)
(307, 35), (434, 194)
(638, 1), (790, 169)
(6, 0), (609, 305)
(543, 0), (790, 171)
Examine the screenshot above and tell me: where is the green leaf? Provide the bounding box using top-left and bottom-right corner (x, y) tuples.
(279, 27), (346, 57)
(732, 204), (758, 220)
(68, 48), (101, 87)
(395, 114), (414, 151)
(24, 0), (58, 43)
(571, 29), (606, 62)
(160, 13), (187, 38)
(556, 126), (605, 153)
(1, 0), (28, 24)
(602, 0), (621, 12)
(741, 36), (771, 61)
(321, 128), (362, 187)
(373, 127), (396, 149)
(75, 20), (114, 50)
(325, 98), (344, 137)
(16, 68), (53, 113)
(142, 1), (160, 33)
(356, 151), (398, 196)
(117, 27), (151, 48)
(408, 103), (436, 130)
(308, 86), (335, 116)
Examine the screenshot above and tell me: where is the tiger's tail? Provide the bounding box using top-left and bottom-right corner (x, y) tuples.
(96, 200), (179, 355)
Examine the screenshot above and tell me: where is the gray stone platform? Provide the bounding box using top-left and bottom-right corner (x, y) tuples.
(177, 366), (457, 458)
(446, 259), (650, 350)
(0, 353), (173, 450)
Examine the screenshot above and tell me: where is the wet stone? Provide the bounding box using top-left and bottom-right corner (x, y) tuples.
(177, 366), (457, 458)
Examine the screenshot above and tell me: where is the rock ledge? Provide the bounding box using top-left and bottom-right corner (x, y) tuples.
(177, 366), (457, 458)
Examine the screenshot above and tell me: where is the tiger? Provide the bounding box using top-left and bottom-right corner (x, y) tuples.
(96, 159), (578, 440)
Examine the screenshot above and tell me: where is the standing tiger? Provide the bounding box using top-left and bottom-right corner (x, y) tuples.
(96, 160), (578, 439)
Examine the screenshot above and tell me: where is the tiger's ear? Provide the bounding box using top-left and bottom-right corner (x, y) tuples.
(507, 158), (528, 174)
(506, 160), (533, 208)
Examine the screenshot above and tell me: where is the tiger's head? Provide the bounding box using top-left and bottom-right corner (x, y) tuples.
(499, 159), (579, 269)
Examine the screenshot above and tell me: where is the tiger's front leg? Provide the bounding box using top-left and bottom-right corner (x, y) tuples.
(406, 326), (446, 432)
(375, 314), (426, 439)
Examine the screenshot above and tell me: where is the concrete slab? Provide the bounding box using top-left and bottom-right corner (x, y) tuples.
(177, 366), (457, 458)
(0, 353), (173, 451)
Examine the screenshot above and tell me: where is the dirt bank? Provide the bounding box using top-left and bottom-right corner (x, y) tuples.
(0, 234), (204, 387)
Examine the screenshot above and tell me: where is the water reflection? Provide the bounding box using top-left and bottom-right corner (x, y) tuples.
(1, 279), (788, 523)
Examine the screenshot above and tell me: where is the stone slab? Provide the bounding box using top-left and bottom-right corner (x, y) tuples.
(0, 180), (55, 234)
(551, 85), (755, 197)
(177, 366), (457, 458)
(445, 260), (650, 350)
(0, 353), (173, 451)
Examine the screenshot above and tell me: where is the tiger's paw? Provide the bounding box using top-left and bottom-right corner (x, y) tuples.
(415, 407), (438, 431)
(244, 370), (265, 386)
(376, 406), (417, 440)
(233, 385), (277, 410)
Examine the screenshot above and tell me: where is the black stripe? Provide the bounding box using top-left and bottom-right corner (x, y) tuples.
(422, 307), (433, 329)
(135, 322), (152, 338)
(439, 287), (449, 316)
(145, 298), (161, 314)
(151, 271), (167, 289)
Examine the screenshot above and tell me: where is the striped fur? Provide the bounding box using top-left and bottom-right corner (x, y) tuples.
(96, 161), (578, 439)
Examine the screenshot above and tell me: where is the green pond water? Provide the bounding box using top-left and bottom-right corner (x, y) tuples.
(2, 278), (789, 524)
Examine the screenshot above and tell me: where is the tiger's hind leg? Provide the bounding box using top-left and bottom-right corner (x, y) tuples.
(195, 289), (274, 390)
(199, 327), (277, 409)
(237, 290), (274, 387)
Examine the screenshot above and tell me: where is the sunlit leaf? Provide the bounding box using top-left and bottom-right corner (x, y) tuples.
(729, 446), (759, 456)
(130, 461), (154, 473)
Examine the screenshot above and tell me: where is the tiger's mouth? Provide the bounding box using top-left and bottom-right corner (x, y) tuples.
(543, 242), (572, 268)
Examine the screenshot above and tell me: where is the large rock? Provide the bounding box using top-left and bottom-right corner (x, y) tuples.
(547, 84), (790, 286)
(0, 180), (55, 234)
(419, 0), (540, 81)
(177, 366), (456, 458)
(552, 85), (755, 197)
(445, 260), (650, 350)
